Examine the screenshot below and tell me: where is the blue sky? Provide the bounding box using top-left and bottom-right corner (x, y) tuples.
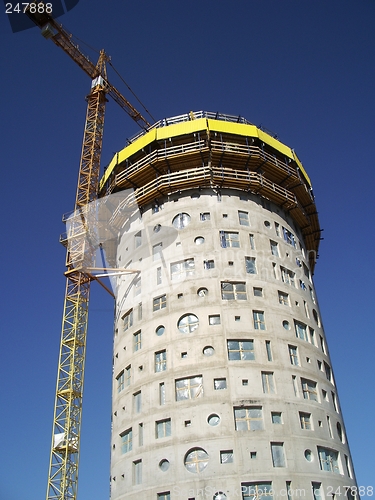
(0, 1), (374, 498)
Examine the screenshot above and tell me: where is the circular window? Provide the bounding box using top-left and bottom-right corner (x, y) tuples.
(153, 224), (161, 233)
(178, 314), (199, 333)
(195, 236), (205, 245)
(159, 459), (170, 471)
(203, 346), (215, 356)
(264, 220), (271, 228)
(156, 325), (165, 336)
(197, 287), (208, 297)
(213, 493), (227, 500)
(184, 447), (209, 473)
(304, 449), (313, 462)
(172, 213), (191, 229)
(207, 414), (220, 426)
(282, 320), (290, 330)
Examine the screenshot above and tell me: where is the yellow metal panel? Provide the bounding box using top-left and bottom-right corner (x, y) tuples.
(99, 129), (157, 190)
(257, 130), (293, 159)
(156, 118), (207, 140)
(292, 151), (312, 187)
(207, 119), (258, 138)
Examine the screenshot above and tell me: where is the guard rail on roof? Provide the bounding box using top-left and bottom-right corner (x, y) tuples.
(126, 111), (254, 144)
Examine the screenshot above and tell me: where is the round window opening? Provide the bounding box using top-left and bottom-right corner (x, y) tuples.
(184, 447), (209, 474)
(178, 314), (199, 334)
(282, 320), (290, 330)
(197, 287), (208, 297)
(156, 325), (165, 336)
(203, 346), (215, 356)
(304, 449), (313, 462)
(172, 213), (191, 229)
(264, 220), (271, 228)
(153, 224), (161, 233)
(207, 414), (220, 426)
(213, 493), (227, 500)
(159, 459), (170, 471)
(195, 236), (205, 245)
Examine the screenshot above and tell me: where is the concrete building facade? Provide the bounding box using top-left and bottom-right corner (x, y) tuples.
(99, 112), (357, 500)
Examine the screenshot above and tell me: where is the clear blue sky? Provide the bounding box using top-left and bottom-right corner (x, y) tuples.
(0, 1), (374, 498)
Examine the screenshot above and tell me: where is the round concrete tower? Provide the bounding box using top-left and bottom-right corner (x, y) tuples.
(99, 112), (357, 500)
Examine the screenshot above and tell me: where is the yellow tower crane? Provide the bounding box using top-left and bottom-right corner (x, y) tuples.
(26, 4), (152, 499)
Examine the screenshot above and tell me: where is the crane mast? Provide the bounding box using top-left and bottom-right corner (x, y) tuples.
(25, 4), (151, 499)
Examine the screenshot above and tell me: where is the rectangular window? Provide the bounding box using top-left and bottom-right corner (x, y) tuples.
(253, 310), (266, 330)
(214, 378), (227, 390)
(134, 231), (142, 248)
(309, 327), (316, 346)
(301, 378), (318, 401)
(123, 308), (133, 331)
(200, 212), (210, 221)
(133, 391), (141, 413)
(271, 412), (282, 424)
(133, 459), (142, 485)
(312, 483), (323, 500)
(159, 382), (165, 405)
(157, 494), (170, 500)
(299, 412), (312, 429)
(245, 256), (257, 274)
(203, 259), (215, 269)
(234, 406), (263, 431)
(324, 361), (332, 382)
(120, 428), (132, 454)
(253, 287), (263, 297)
(249, 234), (255, 249)
(271, 442), (286, 467)
(221, 281), (247, 300)
(318, 446), (340, 473)
(153, 294), (167, 311)
(282, 227), (296, 247)
(270, 240), (279, 257)
(133, 330), (141, 352)
(288, 345), (299, 366)
(292, 375), (298, 396)
(175, 376), (203, 401)
(262, 372), (275, 394)
(278, 291), (289, 306)
(227, 340), (255, 360)
(155, 350), (167, 372)
(242, 482), (273, 500)
(265, 341), (273, 361)
(320, 335), (326, 354)
(220, 450), (234, 463)
(138, 302), (142, 320)
(136, 423), (143, 447)
(153, 242), (162, 261)
(309, 286), (316, 303)
(170, 258), (195, 279)
(116, 371), (124, 393)
(295, 321), (308, 341)
(331, 391), (338, 412)
(303, 262), (310, 279)
(125, 365), (131, 386)
(134, 277), (141, 296)
(220, 231), (240, 248)
(209, 314), (221, 325)
(156, 267), (162, 285)
(275, 222), (280, 236)
(280, 266), (295, 287)
(156, 418), (171, 438)
(238, 211), (250, 226)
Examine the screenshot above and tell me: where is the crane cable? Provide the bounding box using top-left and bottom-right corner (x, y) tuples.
(72, 33), (156, 124)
